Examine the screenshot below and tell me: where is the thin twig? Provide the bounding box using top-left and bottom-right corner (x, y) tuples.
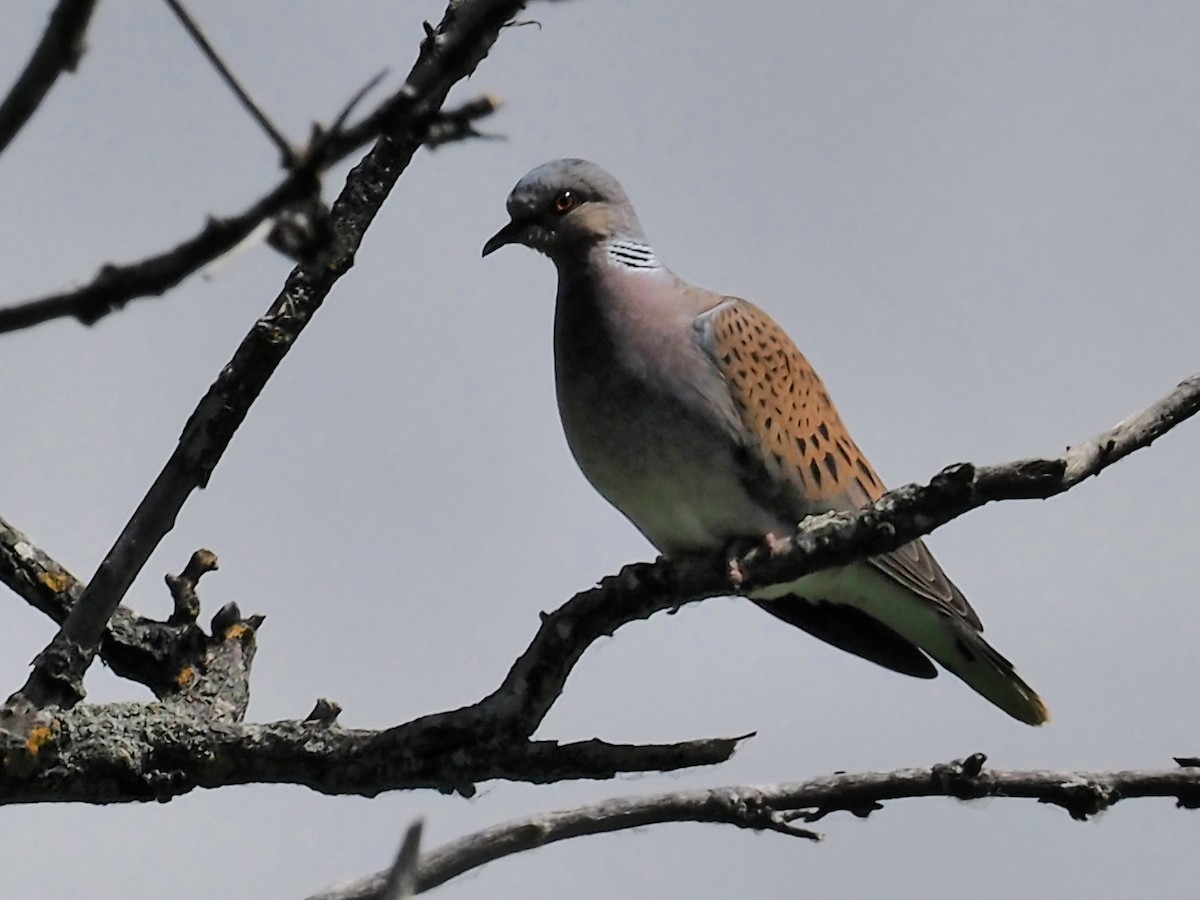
(381, 822), (423, 900)
(0, 87), (501, 335)
(0, 0), (98, 156)
(162, 0), (295, 164)
(305, 755), (1200, 899)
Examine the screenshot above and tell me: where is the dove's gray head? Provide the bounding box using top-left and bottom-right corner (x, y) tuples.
(482, 159), (650, 265)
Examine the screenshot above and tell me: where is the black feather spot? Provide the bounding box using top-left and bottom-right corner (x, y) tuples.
(856, 458), (878, 486)
(809, 460), (823, 486)
(824, 452), (839, 480)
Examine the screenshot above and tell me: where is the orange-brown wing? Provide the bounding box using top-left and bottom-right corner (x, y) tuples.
(697, 297), (980, 628)
(698, 297), (884, 510)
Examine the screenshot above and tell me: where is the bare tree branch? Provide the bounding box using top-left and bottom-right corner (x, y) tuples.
(0, 14), (512, 339)
(308, 754), (1200, 900)
(4, 368), (1196, 739)
(382, 822), (423, 900)
(163, 548), (219, 624)
(0, 527), (745, 800)
(0, 86), (499, 336)
(4, 0), (534, 714)
(0, 371), (1194, 802)
(0, 706), (743, 804)
(162, 0), (295, 164)
(0, 517), (227, 698)
(0, 0), (98, 156)
(0, 600), (261, 778)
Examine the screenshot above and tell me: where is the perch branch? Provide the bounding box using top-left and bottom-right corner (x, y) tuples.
(463, 370), (1200, 737)
(2, 371), (1195, 802)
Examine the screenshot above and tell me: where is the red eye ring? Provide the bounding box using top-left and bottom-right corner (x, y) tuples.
(553, 190), (577, 214)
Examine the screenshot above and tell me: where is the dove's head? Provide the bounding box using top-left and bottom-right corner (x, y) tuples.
(482, 159), (648, 264)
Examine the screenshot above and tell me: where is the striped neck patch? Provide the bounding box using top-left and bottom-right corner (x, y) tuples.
(606, 239), (661, 270)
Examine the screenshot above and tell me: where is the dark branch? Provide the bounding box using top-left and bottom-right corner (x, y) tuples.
(0, 169), (320, 333)
(162, 0), (295, 164)
(0, 516), (221, 699)
(0, 23), (510, 339)
(164, 548), (219, 624)
(0, 88), (498, 336)
(421, 93), (502, 147)
(0, 0), (98, 156)
(307, 755), (1200, 900)
(6, 0), (532, 713)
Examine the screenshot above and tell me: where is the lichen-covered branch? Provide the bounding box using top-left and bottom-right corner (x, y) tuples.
(7, 0), (532, 714)
(0, 702), (743, 804)
(307, 754), (1200, 900)
(0, 518), (225, 698)
(3, 369), (1196, 791)
(0, 599), (261, 781)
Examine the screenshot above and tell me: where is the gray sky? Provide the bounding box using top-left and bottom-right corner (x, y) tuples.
(2, 1), (1199, 897)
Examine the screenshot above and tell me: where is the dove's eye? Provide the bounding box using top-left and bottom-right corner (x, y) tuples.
(553, 190), (577, 214)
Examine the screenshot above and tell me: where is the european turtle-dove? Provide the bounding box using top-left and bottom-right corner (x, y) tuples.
(483, 158), (1047, 726)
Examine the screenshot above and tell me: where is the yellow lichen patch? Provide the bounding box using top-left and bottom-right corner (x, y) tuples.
(223, 623), (249, 641)
(175, 666), (196, 688)
(25, 725), (54, 756)
(38, 571), (73, 594)
(2, 721), (57, 776)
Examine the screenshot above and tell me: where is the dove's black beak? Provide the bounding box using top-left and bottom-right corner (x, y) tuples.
(482, 219), (525, 257)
